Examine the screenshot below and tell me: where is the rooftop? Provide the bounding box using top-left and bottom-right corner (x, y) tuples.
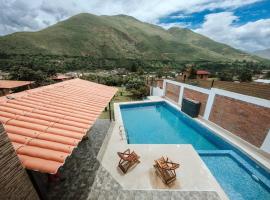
(0, 80), (33, 89)
(52, 74), (73, 80)
(196, 70), (210, 75)
(0, 78), (117, 174)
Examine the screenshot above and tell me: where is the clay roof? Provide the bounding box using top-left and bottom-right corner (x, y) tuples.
(196, 70), (210, 75)
(0, 80), (33, 89)
(52, 74), (72, 80)
(0, 79), (117, 174)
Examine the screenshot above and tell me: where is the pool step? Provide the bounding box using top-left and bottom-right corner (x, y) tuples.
(251, 174), (260, 182)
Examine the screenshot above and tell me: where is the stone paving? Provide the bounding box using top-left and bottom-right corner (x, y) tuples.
(47, 119), (111, 200)
(88, 166), (221, 200)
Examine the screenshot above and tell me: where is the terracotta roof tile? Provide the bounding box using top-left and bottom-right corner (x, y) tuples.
(0, 78), (117, 174)
(196, 70), (210, 75)
(0, 80), (34, 89)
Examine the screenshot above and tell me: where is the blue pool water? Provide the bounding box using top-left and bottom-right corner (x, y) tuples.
(201, 153), (270, 200)
(120, 101), (270, 200)
(121, 102), (219, 149)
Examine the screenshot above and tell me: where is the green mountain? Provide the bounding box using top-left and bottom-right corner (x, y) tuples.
(0, 13), (267, 69)
(253, 49), (270, 59)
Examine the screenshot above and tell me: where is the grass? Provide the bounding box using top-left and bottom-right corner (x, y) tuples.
(99, 87), (137, 119)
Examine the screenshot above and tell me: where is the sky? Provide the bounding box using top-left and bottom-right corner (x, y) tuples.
(0, 0), (269, 52)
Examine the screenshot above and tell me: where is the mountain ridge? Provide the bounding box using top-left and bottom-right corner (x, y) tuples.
(253, 48), (270, 59)
(0, 13), (268, 70)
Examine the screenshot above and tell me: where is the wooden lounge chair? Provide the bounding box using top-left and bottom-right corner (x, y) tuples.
(117, 149), (140, 174)
(154, 156), (180, 185)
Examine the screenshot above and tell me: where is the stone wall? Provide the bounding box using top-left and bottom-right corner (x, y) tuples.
(183, 88), (209, 116)
(165, 83), (180, 103)
(0, 123), (39, 200)
(209, 95), (270, 147)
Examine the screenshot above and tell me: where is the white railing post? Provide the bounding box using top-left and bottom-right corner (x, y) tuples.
(178, 86), (184, 106)
(162, 79), (167, 96)
(261, 129), (270, 153)
(203, 88), (216, 120)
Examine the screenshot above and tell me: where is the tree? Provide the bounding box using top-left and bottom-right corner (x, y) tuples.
(218, 71), (233, 81)
(130, 62), (138, 72)
(189, 67), (197, 79)
(137, 67), (144, 75)
(130, 86), (149, 98)
(238, 70), (252, 82)
(9, 66), (54, 86)
(126, 78), (148, 99)
(157, 68), (163, 78)
(264, 71), (270, 79)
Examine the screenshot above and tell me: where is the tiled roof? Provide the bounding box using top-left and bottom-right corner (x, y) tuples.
(0, 80), (33, 89)
(0, 79), (117, 174)
(196, 70), (210, 75)
(52, 74), (72, 80)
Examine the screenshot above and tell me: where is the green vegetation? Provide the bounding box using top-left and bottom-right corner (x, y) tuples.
(99, 87), (136, 119)
(9, 65), (56, 86)
(264, 71), (270, 79)
(83, 71), (149, 98)
(238, 70), (252, 82)
(218, 71), (233, 81)
(0, 13), (269, 74)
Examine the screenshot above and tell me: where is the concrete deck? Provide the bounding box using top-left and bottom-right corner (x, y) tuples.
(88, 166), (220, 200)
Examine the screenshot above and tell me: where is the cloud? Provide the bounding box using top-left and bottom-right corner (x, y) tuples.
(159, 22), (192, 29)
(0, 0), (262, 35)
(194, 12), (270, 51)
(0, 0), (268, 51)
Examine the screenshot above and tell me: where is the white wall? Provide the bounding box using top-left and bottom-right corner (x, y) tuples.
(261, 130), (270, 153)
(151, 86), (164, 96)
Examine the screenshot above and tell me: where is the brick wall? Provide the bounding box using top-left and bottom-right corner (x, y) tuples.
(156, 80), (164, 88)
(165, 83), (180, 103)
(209, 95), (270, 147)
(183, 79), (270, 100)
(0, 123), (39, 200)
(183, 88), (209, 116)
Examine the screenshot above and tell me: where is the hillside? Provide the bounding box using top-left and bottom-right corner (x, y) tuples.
(0, 13), (267, 70)
(253, 49), (270, 59)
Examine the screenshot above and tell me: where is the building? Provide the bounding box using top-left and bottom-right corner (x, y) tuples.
(176, 69), (210, 81)
(52, 74), (74, 82)
(196, 70), (210, 80)
(0, 78), (117, 199)
(0, 80), (33, 96)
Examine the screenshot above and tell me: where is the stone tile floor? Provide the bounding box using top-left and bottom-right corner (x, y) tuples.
(88, 166), (221, 200)
(47, 119), (111, 200)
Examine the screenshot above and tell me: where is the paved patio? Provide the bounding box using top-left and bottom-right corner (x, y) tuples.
(88, 166), (220, 200)
(48, 119), (111, 200)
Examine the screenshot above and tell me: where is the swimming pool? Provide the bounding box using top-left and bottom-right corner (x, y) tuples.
(200, 151), (270, 200)
(120, 101), (270, 200)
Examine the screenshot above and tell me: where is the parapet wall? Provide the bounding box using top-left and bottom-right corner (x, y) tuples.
(183, 88), (209, 116)
(165, 83), (180, 103)
(209, 95), (270, 147)
(151, 79), (270, 151)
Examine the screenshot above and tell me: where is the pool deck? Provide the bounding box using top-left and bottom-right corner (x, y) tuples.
(97, 99), (228, 200)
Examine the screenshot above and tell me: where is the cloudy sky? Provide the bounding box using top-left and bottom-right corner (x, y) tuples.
(0, 0), (269, 52)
